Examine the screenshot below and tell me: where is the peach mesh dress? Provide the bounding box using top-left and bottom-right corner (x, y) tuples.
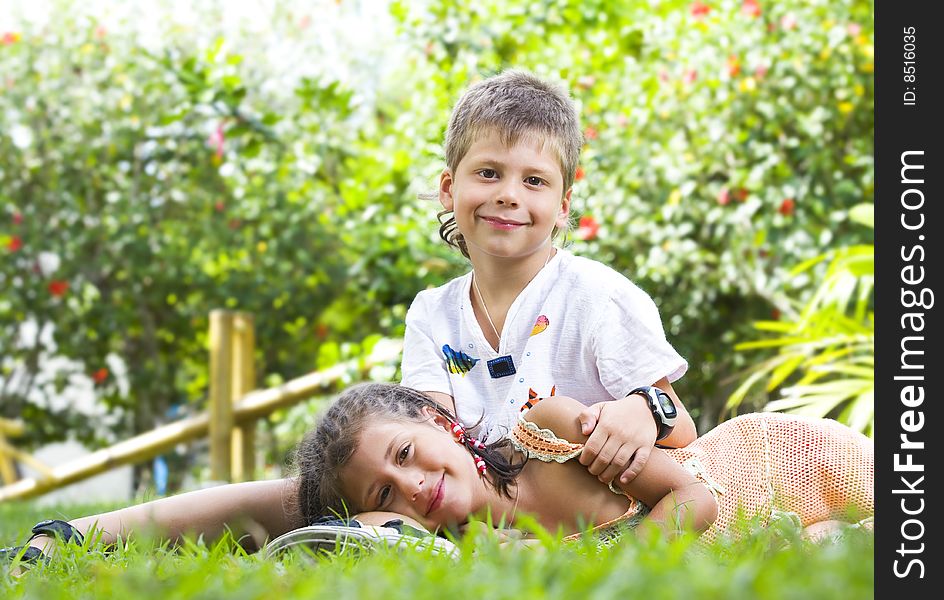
(509, 412), (874, 543)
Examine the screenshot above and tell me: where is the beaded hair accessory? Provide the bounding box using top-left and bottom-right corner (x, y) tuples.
(450, 422), (488, 476)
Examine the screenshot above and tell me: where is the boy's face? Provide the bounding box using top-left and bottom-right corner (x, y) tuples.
(439, 129), (571, 263)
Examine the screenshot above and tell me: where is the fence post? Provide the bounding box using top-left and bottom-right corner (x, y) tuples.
(208, 310), (234, 482)
(230, 312), (256, 482)
(208, 310), (256, 483)
(0, 437), (16, 485)
(0, 418), (25, 485)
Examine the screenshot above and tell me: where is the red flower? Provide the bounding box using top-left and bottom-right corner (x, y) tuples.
(7, 236), (22, 252)
(716, 188), (730, 206)
(48, 280), (69, 297)
(576, 215), (600, 241)
(92, 368), (109, 384)
(735, 188), (749, 202)
(583, 126), (598, 141)
(12, 212), (23, 225)
(2, 32), (20, 46)
(316, 323), (330, 339)
(741, 0), (762, 18)
(778, 198), (796, 216)
(94, 25), (107, 39)
(726, 55), (741, 77)
(683, 69), (698, 84)
(771, 308), (781, 320)
(754, 65), (769, 79)
(574, 166), (585, 181)
(214, 200), (225, 212)
(690, 1), (711, 19)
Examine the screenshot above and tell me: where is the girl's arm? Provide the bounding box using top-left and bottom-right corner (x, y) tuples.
(28, 478), (303, 554)
(527, 396), (717, 537)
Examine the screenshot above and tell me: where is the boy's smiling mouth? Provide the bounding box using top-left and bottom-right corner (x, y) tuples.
(479, 215), (527, 230)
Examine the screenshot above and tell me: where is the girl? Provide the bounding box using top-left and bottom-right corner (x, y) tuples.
(402, 69), (696, 487)
(7, 382), (873, 565)
(296, 384), (874, 544)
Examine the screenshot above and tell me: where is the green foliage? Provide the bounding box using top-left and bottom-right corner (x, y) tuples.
(0, 10), (436, 448)
(394, 0), (874, 422)
(1, 0), (873, 453)
(727, 204), (873, 435)
(1, 500), (873, 599)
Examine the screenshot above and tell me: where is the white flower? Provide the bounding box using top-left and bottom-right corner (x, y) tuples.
(10, 124), (33, 149)
(37, 251), (61, 276)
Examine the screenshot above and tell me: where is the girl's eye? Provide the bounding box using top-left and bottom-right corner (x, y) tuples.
(379, 486), (391, 507)
(525, 176), (544, 186)
(479, 169), (497, 179)
(398, 443), (411, 465)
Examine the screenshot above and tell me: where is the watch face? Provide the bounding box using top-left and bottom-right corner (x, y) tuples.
(657, 391), (678, 417)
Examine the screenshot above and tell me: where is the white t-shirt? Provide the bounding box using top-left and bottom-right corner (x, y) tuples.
(400, 249), (687, 440)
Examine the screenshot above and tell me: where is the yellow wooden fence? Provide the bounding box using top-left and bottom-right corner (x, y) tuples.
(0, 310), (402, 503)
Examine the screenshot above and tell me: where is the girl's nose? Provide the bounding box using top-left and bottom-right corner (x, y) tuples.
(396, 470), (424, 503)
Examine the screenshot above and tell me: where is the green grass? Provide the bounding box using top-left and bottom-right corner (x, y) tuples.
(2, 501), (873, 600)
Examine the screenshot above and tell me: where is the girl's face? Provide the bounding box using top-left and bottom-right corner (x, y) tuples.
(338, 408), (489, 532)
(439, 129), (571, 263)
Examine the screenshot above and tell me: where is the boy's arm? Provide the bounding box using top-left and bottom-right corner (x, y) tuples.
(649, 378), (697, 447)
(528, 396), (716, 537)
(27, 478), (303, 555)
(577, 377), (696, 485)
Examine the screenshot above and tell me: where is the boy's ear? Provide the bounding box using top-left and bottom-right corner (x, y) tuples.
(439, 168), (455, 211)
(556, 187), (572, 228)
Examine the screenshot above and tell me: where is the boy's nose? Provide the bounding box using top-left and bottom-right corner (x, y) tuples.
(494, 181), (520, 206)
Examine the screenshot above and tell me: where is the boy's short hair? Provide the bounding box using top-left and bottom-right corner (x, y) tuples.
(439, 70), (583, 258)
(444, 69), (583, 192)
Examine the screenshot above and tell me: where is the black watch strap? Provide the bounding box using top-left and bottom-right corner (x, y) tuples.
(28, 519), (84, 546)
(1, 544), (47, 565)
(2, 519), (84, 566)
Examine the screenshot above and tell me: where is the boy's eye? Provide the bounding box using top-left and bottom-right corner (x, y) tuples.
(478, 169), (498, 179)
(525, 176), (545, 186)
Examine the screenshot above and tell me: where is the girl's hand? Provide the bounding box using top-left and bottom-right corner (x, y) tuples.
(352, 511), (428, 532)
(458, 521), (534, 546)
(458, 521), (523, 540)
(577, 396), (657, 485)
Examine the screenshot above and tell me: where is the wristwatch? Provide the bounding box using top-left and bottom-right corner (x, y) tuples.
(1, 519), (84, 566)
(28, 519), (85, 545)
(630, 386), (678, 442)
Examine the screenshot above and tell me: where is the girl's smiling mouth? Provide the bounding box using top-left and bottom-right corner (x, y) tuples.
(426, 473), (445, 515)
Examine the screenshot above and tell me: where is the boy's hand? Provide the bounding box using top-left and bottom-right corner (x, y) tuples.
(577, 396), (657, 485)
